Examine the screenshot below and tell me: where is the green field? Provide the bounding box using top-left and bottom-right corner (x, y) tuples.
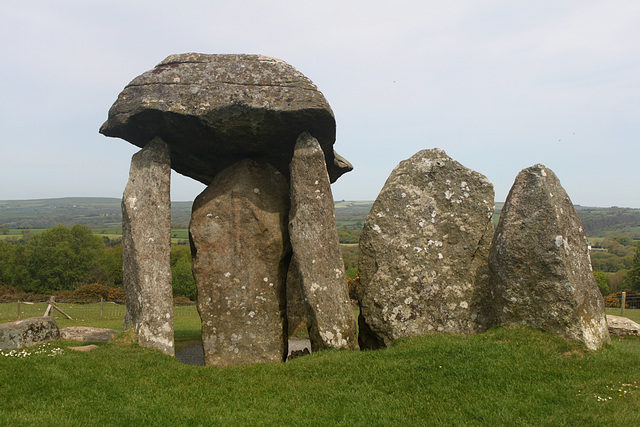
(0, 326), (639, 425)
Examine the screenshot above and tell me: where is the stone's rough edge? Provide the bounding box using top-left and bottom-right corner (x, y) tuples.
(121, 137), (175, 356)
(288, 132), (357, 351)
(357, 148), (495, 348)
(489, 164), (610, 350)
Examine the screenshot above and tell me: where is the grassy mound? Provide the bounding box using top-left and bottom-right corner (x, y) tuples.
(1, 327), (639, 425)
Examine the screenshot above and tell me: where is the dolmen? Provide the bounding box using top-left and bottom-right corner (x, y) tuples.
(101, 54), (356, 365)
(358, 152), (610, 351)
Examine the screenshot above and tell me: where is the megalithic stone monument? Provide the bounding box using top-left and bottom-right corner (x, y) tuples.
(190, 159), (291, 366)
(489, 164), (610, 350)
(101, 53), (354, 365)
(289, 132), (357, 351)
(121, 137), (174, 355)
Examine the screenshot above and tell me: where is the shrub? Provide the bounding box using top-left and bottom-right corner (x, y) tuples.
(347, 275), (359, 303)
(173, 296), (195, 306)
(72, 283), (125, 303)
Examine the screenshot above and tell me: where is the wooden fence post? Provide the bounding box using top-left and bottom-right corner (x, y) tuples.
(100, 297), (104, 319)
(621, 292), (626, 316)
(17, 300), (21, 320)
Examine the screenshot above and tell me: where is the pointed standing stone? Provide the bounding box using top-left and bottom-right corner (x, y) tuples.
(489, 164), (610, 350)
(357, 149), (495, 349)
(190, 159), (290, 366)
(285, 256), (308, 338)
(289, 132), (357, 351)
(122, 137), (174, 355)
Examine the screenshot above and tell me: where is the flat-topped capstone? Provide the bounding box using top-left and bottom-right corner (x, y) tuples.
(100, 53), (352, 184)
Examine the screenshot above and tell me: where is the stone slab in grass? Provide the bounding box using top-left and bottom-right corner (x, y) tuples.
(606, 315), (640, 336)
(0, 316), (60, 350)
(60, 327), (121, 342)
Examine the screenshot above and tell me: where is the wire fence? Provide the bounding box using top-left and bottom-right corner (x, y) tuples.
(0, 299), (199, 325)
(605, 292), (640, 310)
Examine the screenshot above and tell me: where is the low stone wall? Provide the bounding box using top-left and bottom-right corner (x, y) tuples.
(0, 316), (60, 351)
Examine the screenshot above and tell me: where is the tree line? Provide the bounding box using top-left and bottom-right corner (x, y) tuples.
(0, 224), (195, 300)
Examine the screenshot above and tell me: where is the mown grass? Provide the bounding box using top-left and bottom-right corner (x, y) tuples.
(1, 326), (639, 425)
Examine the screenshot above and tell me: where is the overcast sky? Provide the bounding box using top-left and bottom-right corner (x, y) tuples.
(1, 1), (638, 207)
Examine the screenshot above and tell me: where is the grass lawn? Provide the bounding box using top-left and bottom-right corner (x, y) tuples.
(1, 325), (639, 425)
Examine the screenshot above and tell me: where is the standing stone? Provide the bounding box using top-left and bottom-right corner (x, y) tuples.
(289, 132), (357, 351)
(190, 159), (290, 366)
(285, 257), (308, 338)
(358, 149), (495, 349)
(489, 164), (610, 350)
(122, 137), (174, 356)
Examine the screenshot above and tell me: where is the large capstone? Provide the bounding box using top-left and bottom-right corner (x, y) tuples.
(190, 159), (290, 366)
(289, 132), (357, 351)
(100, 53), (352, 184)
(358, 149), (495, 349)
(489, 164), (610, 350)
(122, 137), (174, 356)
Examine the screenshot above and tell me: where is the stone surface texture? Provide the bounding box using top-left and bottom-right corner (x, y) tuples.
(60, 327), (120, 342)
(100, 53), (352, 184)
(190, 159), (291, 366)
(0, 317), (60, 350)
(122, 137), (175, 356)
(285, 256), (308, 338)
(358, 149), (495, 349)
(606, 315), (640, 336)
(489, 164), (610, 350)
(289, 132), (357, 351)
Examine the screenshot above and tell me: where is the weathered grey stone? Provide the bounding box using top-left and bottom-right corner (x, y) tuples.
(358, 149), (495, 349)
(489, 164), (610, 350)
(0, 317), (60, 350)
(190, 159), (290, 366)
(285, 256), (308, 338)
(289, 132), (357, 351)
(100, 53), (352, 183)
(60, 327), (120, 342)
(122, 137), (174, 356)
(606, 315), (640, 336)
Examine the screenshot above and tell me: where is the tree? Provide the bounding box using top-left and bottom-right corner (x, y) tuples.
(25, 224), (104, 293)
(622, 245), (640, 291)
(170, 246), (196, 300)
(593, 271), (610, 296)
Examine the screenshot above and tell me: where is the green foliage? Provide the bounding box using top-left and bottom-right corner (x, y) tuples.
(71, 283), (125, 302)
(171, 246), (196, 300)
(622, 245), (640, 291)
(593, 271), (610, 295)
(23, 225), (104, 293)
(593, 270), (610, 295)
(341, 245), (359, 279)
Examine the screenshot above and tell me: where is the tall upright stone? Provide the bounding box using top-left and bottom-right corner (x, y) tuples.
(190, 159), (290, 366)
(489, 164), (610, 350)
(285, 257), (308, 338)
(122, 137), (174, 355)
(358, 149), (495, 349)
(289, 132), (357, 351)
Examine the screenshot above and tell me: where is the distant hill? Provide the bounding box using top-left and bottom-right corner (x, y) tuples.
(0, 198), (192, 230)
(0, 198), (639, 238)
